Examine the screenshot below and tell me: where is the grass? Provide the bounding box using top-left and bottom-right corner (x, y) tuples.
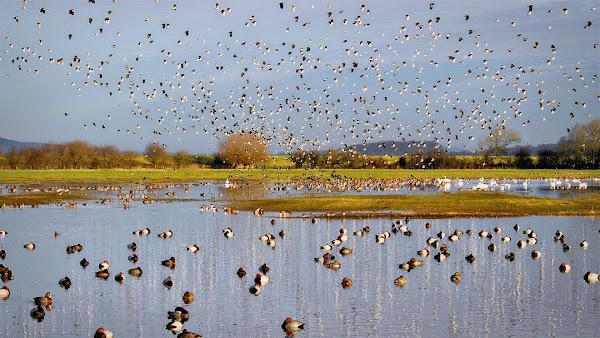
(0, 168), (599, 184)
(230, 192), (600, 218)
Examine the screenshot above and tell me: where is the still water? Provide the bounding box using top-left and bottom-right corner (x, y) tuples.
(0, 198), (598, 337)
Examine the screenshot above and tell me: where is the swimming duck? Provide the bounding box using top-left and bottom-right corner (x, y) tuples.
(254, 273), (269, 285)
(580, 240), (589, 249)
(249, 283), (261, 296)
(434, 252), (448, 262)
(584, 271), (599, 283)
(127, 242), (137, 251)
(259, 263), (270, 274)
(99, 260), (110, 271)
(237, 267), (247, 278)
(527, 238), (538, 246)
(501, 236), (511, 243)
(341, 277), (353, 288)
(0, 230), (6, 236)
(80, 258), (89, 268)
(0, 250), (6, 260)
(182, 291), (195, 304)
(282, 317), (305, 333)
(353, 229), (364, 237)
(162, 257), (176, 268)
(159, 230), (174, 239)
(559, 263), (571, 273)
(66, 244), (83, 254)
(95, 269), (110, 279)
(408, 258), (423, 269)
(30, 306), (45, 322)
(399, 262), (410, 271)
(223, 228), (235, 238)
(563, 244), (571, 252)
(128, 253), (139, 263)
(505, 252), (516, 261)
(94, 327), (114, 338)
(177, 329), (202, 338)
(394, 275), (408, 287)
(465, 254), (476, 263)
(417, 247), (430, 258)
(517, 240), (527, 249)
(115, 272), (125, 283)
(0, 286), (9, 299)
(278, 230), (286, 238)
(24, 242), (36, 251)
(340, 247), (353, 255)
(513, 224), (520, 231)
(163, 276), (173, 288)
(451, 272), (461, 284)
(34, 292), (53, 306)
(59, 277), (71, 289)
(488, 243), (496, 252)
(320, 244), (332, 252)
(168, 306), (190, 322)
(166, 319), (184, 333)
(128, 267), (143, 276)
(531, 250), (541, 259)
(187, 244), (200, 253)
(326, 260), (342, 270)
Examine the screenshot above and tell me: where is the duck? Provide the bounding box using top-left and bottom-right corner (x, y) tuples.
(451, 272), (461, 284)
(168, 306), (190, 322)
(559, 263), (571, 273)
(115, 272), (125, 283)
(166, 319), (184, 333)
(488, 243), (496, 252)
(182, 291), (195, 304)
(187, 244), (200, 253)
(326, 260), (342, 270)
(517, 240), (527, 249)
(505, 252), (516, 261)
(278, 230), (286, 238)
(177, 329), (202, 338)
(259, 263), (270, 274)
(59, 277), (71, 289)
(95, 269), (110, 279)
(127, 242), (137, 251)
(339, 247), (353, 255)
(30, 306), (45, 322)
(580, 240), (589, 249)
(282, 317), (305, 333)
(394, 275), (408, 287)
(94, 327), (114, 338)
(563, 244), (571, 252)
(128, 267), (143, 276)
(584, 271), (600, 283)
(249, 283), (261, 296)
(0, 250), (6, 260)
(465, 254), (476, 263)
(353, 229), (364, 237)
(66, 244), (83, 254)
(434, 252), (448, 262)
(162, 257), (176, 268)
(531, 250), (541, 259)
(237, 267), (247, 278)
(159, 230), (174, 238)
(320, 244), (332, 252)
(513, 224), (520, 231)
(24, 242), (36, 251)
(254, 273), (269, 285)
(341, 277), (353, 288)
(163, 276), (174, 288)
(399, 262), (410, 271)
(527, 238), (538, 246)
(408, 258), (423, 269)
(501, 236), (511, 243)
(0, 230), (6, 236)
(128, 253), (139, 263)
(0, 286), (9, 299)
(417, 247), (430, 258)
(80, 258), (89, 268)
(141, 228), (151, 235)
(223, 228), (235, 238)
(99, 260), (110, 271)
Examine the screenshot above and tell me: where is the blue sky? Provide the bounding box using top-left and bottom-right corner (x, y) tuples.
(0, 0), (598, 154)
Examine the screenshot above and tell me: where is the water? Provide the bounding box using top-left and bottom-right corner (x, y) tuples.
(0, 195), (599, 337)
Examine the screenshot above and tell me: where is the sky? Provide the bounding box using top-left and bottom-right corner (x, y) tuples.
(0, 0), (598, 154)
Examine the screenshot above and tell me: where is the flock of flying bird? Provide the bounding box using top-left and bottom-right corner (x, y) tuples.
(1, 1), (597, 153)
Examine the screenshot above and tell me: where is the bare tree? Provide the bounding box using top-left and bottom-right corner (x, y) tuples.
(218, 133), (269, 168)
(559, 119), (600, 168)
(144, 142), (171, 168)
(479, 126), (521, 156)
(173, 150), (193, 168)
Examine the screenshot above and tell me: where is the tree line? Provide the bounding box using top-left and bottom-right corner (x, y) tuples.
(0, 119), (597, 170)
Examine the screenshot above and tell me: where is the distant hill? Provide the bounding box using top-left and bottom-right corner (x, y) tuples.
(0, 137), (45, 153)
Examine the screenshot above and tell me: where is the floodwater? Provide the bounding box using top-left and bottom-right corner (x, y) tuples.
(0, 183), (599, 337)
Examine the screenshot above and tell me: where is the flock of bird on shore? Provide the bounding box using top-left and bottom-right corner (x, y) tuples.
(2, 1), (597, 153)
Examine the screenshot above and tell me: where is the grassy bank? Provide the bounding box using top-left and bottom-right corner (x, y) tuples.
(230, 192), (600, 218)
(0, 168), (599, 184)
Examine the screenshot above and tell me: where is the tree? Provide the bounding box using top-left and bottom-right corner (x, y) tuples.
(479, 126), (521, 156)
(514, 147), (533, 169)
(559, 119), (600, 169)
(145, 142), (171, 168)
(218, 133), (269, 168)
(173, 150), (193, 168)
